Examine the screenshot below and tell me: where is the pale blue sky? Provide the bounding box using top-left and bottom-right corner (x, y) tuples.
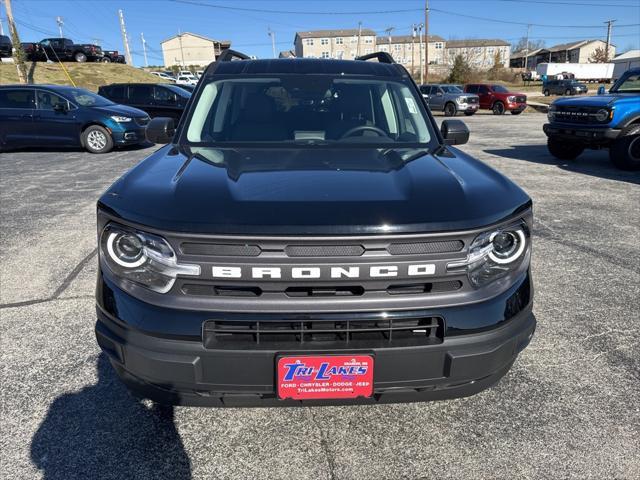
(3, 0), (639, 66)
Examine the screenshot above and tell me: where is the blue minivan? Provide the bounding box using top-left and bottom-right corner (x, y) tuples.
(0, 85), (150, 153)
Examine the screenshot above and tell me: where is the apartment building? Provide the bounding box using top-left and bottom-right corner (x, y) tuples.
(294, 29), (377, 59)
(509, 39), (617, 69)
(445, 39), (511, 69)
(161, 32), (231, 67)
(376, 34), (446, 73)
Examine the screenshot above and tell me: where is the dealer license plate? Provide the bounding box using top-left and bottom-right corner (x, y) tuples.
(277, 355), (374, 400)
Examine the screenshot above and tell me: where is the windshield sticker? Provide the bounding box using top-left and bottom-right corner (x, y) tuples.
(405, 97), (418, 114)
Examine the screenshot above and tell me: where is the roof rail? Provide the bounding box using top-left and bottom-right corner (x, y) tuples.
(216, 49), (251, 62)
(355, 52), (396, 64)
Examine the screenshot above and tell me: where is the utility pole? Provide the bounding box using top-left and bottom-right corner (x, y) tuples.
(177, 30), (185, 68)
(411, 25), (416, 78)
(424, 0), (429, 82)
(56, 16), (63, 37)
(267, 27), (276, 58)
(140, 32), (148, 67)
(524, 24), (531, 70)
(418, 23), (424, 85)
(604, 19), (615, 61)
(118, 10), (133, 66)
(4, 0), (26, 83)
(384, 26), (394, 59)
(357, 21), (362, 56)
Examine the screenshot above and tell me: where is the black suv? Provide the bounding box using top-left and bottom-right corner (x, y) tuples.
(98, 83), (191, 124)
(0, 35), (12, 58)
(95, 51), (535, 406)
(543, 79), (588, 96)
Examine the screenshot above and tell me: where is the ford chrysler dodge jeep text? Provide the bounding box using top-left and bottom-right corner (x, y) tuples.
(95, 51), (536, 407)
(544, 68), (640, 170)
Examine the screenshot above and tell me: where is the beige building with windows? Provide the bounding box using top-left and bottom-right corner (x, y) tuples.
(161, 32), (231, 67)
(294, 29), (377, 60)
(445, 39), (511, 69)
(377, 35), (446, 74)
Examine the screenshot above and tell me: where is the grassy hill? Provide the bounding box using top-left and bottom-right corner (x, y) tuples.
(0, 62), (166, 91)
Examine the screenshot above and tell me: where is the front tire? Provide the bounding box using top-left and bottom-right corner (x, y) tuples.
(74, 51), (87, 62)
(464, 111), (475, 116)
(543, 89), (550, 96)
(102, 57), (111, 63)
(564, 89), (572, 96)
(547, 137), (584, 160)
(511, 110), (523, 115)
(610, 132), (640, 170)
(492, 101), (505, 115)
(444, 102), (457, 117)
(82, 125), (113, 154)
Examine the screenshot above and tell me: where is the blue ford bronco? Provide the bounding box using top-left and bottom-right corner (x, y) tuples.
(544, 67), (640, 170)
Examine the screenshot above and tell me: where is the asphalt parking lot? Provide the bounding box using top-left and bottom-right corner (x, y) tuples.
(1, 112), (639, 480)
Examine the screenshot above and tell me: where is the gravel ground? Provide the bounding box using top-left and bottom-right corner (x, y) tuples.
(1, 114), (639, 480)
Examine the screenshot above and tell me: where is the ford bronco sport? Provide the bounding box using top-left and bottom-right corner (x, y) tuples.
(95, 51), (535, 406)
(544, 67), (640, 170)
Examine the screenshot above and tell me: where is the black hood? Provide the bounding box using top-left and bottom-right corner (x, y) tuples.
(99, 146), (531, 235)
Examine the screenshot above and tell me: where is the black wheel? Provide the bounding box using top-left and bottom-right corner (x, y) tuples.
(547, 137), (584, 160)
(82, 125), (113, 153)
(609, 132), (640, 170)
(543, 89), (550, 96)
(464, 111), (475, 116)
(564, 89), (571, 95)
(102, 57), (111, 63)
(492, 101), (505, 115)
(74, 51), (87, 62)
(444, 102), (457, 117)
(511, 110), (523, 115)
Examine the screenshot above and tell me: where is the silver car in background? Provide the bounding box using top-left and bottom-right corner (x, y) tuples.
(420, 84), (480, 117)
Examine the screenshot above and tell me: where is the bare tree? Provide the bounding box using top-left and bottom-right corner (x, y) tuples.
(589, 46), (609, 63)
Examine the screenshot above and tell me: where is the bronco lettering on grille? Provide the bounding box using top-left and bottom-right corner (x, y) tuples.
(211, 264), (436, 279)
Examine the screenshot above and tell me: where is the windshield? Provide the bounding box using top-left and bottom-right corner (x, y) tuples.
(441, 85), (462, 93)
(612, 72), (640, 93)
(491, 85), (510, 93)
(185, 76), (433, 146)
(65, 88), (115, 107)
(165, 84), (191, 97)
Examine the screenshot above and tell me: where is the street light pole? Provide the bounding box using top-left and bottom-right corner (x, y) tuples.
(418, 23), (424, 85)
(268, 27), (276, 58)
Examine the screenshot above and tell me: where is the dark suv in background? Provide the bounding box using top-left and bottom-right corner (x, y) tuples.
(0, 35), (12, 58)
(98, 83), (191, 123)
(543, 79), (588, 96)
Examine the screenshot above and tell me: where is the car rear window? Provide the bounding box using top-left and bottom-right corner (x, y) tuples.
(0, 89), (35, 109)
(186, 76), (433, 146)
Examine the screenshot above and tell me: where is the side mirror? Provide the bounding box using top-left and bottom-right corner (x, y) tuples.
(146, 117), (175, 144)
(597, 86), (606, 95)
(436, 91), (444, 96)
(441, 120), (469, 146)
(53, 103), (67, 113)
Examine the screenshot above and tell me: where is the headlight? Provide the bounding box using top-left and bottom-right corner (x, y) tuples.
(507, 95), (516, 103)
(456, 96), (466, 104)
(447, 221), (530, 288)
(110, 115), (132, 123)
(100, 224), (200, 293)
(547, 104), (557, 120)
(594, 109), (610, 122)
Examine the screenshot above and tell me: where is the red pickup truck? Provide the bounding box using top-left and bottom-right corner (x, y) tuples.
(464, 84), (527, 115)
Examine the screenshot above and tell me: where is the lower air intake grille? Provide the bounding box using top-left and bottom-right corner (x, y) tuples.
(284, 245), (365, 257)
(203, 317), (444, 347)
(387, 240), (464, 255)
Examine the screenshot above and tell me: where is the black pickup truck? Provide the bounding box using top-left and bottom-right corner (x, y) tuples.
(37, 37), (103, 62)
(0, 35), (12, 58)
(102, 50), (126, 63)
(95, 51), (535, 407)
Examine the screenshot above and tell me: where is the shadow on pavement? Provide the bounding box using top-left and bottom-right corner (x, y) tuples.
(484, 144), (640, 185)
(30, 353), (191, 480)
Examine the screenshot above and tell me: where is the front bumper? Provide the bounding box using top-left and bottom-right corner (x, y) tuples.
(506, 102), (527, 112)
(543, 123), (621, 145)
(95, 271), (535, 407)
(111, 127), (147, 145)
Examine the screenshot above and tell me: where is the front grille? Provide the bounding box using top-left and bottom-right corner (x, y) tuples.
(203, 316), (444, 347)
(466, 97), (478, 104)
(135, 117), (150, 127)
(554, 106), (606, 124)
(181, 243), (261, 256)
(285, 244), (365, 257)
(515, 95), (527, 103)
(387, 240), (463, 255)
